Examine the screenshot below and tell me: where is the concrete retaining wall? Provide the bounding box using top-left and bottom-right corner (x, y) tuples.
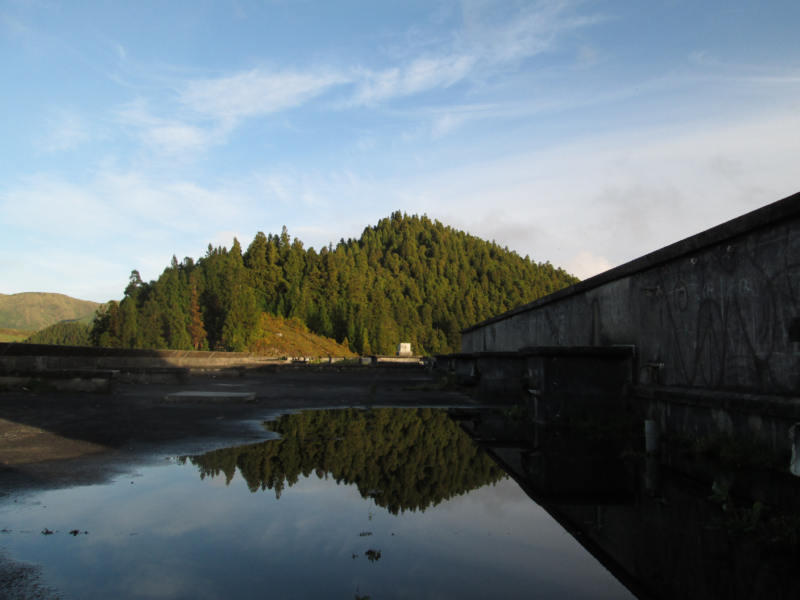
(0, 343), (259, 371)
(461, 191), (800, 397)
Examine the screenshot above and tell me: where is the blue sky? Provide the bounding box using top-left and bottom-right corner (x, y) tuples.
(2, 0), (798, 303)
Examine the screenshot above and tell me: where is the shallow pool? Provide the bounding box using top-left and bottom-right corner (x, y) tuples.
(0, 408), (635, 599)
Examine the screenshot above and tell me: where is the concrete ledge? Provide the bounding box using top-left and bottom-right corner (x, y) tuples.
(630, 384), (800, 453)
(518, 346), (635, 357)
(0, 342), (253, 360)
(629, 384), (800, 421)
(161, 391), (257, 404)
(371, 355), (422, 365)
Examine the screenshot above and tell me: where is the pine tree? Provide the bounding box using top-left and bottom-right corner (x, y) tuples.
(187, 274), (207, 350)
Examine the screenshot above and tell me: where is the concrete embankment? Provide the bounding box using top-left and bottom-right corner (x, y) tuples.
(444, 191), (800, 456)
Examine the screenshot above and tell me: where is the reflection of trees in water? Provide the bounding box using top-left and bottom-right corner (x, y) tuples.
(189, 408), (506, 515)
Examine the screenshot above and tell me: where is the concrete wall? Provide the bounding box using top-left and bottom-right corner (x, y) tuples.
(0, 343), (257, 370)
(461, 191), (800, 397)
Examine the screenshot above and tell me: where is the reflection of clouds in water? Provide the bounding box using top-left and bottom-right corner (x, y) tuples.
(0, 446), (633, 600)
(114, 556), (220, 600)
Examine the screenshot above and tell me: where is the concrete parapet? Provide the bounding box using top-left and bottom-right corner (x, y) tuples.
(0, 342), (257, 371)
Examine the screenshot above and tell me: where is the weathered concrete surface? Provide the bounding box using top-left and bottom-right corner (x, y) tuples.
(632, 385), (800, 451)
(370, 355), (422, 365)
(461, 191), (800, 397)
(0, 342), (259, 370)
(474, 352), (523, 397)
(520, 346), (635, 424)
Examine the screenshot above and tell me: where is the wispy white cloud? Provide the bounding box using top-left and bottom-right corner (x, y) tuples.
(460, 0), (599, 63)
(351, 55), (476, 105)
(351, 1), (596, 106)
(181, 68), (349, 121)
(98, 1), (600, 159)
(116, 99), (227, 155)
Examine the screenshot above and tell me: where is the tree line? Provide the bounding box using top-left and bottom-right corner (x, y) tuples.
(91, 211), (579, 355)
(25, 322), (90, 346)
(188, 408), (506, 515)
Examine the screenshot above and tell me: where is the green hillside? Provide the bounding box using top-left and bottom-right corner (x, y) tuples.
(251, 315), (356, 358)
(0, 292), (100, 331)
(91, 212), (579, 355)
(0, 327), (35, 343)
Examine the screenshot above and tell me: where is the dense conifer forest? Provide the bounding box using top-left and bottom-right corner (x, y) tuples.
(91, 212), (578, 355)
(189, 408), (506, 514)
(24, 322), (90, 346)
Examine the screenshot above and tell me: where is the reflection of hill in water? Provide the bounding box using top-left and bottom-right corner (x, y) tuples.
(189, 408), (506, 514)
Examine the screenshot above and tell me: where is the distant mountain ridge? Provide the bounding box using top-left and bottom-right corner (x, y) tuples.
(0, 292), (100, 331)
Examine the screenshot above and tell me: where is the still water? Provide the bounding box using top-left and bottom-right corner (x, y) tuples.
(0, 408), (635, 599)
(2, 407), (799, 599)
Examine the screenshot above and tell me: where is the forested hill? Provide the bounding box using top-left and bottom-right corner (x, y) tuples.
(91, 212), (579, 355)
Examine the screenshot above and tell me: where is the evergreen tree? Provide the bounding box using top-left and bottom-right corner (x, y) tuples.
(187, 274), (207, 350)
(25, 322), (91, 346)
(90, 213), (579, 354)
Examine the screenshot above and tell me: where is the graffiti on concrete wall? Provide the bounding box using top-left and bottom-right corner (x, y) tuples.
(661, 225), (800, 394)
